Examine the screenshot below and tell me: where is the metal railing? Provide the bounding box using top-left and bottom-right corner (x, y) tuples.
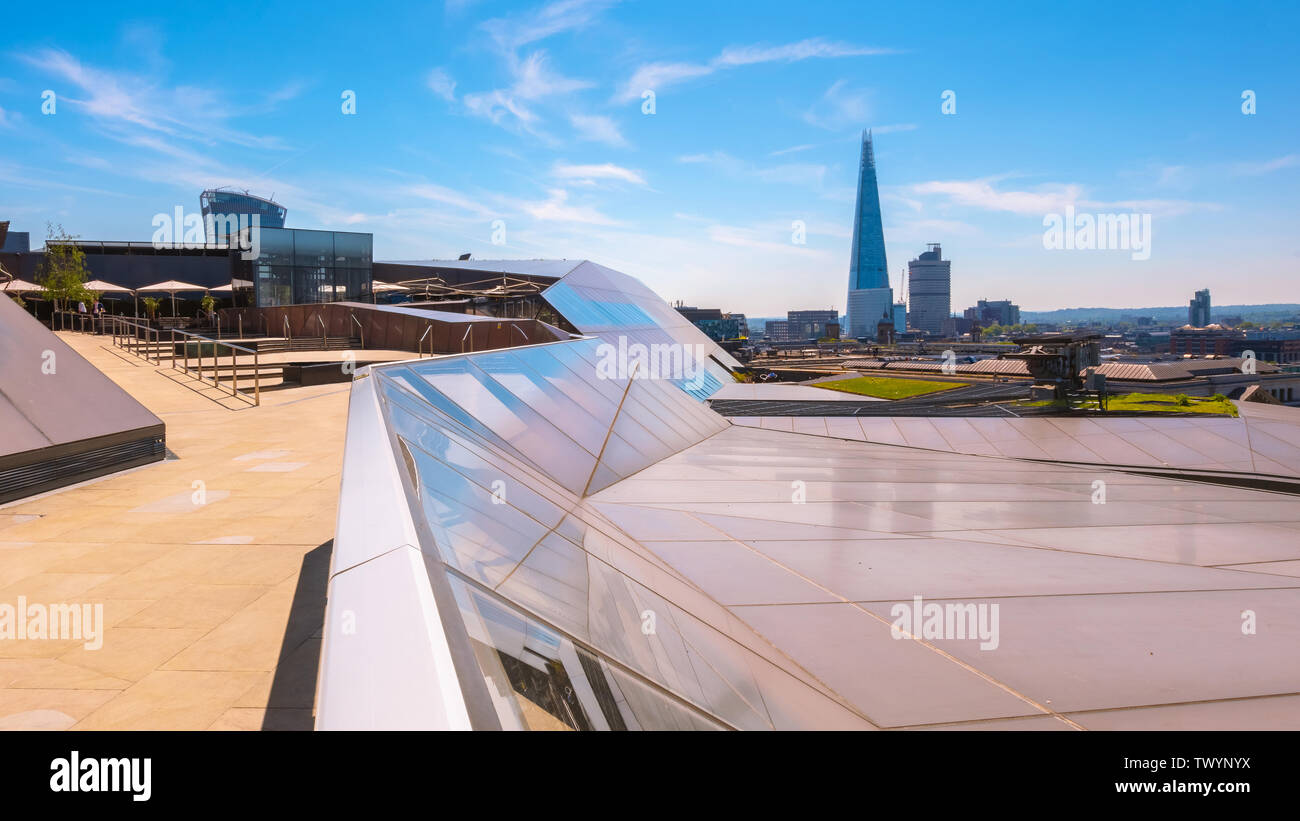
(52, 310), (104, 334)
(171, 327), (261, 407)
(418, 325), (432, 358)
(350, 313), (365, 349)
(111, 316), (165, 364)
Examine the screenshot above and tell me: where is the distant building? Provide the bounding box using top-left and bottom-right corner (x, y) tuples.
(964, 298), (1020, 327)
(907, 243), (951, 336)
(945, 316), (973, 337)
(765, 319), (794, 342)
(764, 309), (838, 342)
(892, 301), (907, 334)
(0, 229), (29, 253)
(876, 316), (895, 344)
(1238, 330), (1300, 364)
(674, 305), (747, 341)
(1170, 326), (1300, 363)
(845, 131), (895, 337)
(201, 188), (287, 240)
(1171, 325), (1234, 356)
(788, 309), (839, 340)
(675, 305), (723, 323)
(1188, 288), (1211, 326)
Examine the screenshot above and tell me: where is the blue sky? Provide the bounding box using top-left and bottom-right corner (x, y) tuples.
(2, 0), (1297, 315)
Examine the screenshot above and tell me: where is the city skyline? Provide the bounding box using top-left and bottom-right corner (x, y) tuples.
(1, 0), (1297, 316)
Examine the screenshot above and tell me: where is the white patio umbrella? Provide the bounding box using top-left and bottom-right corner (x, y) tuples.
(136, 279), (206, 317)
(82, 279), (133, 315)
(1, 277), (42, 292)
(84, 278), (133, 294)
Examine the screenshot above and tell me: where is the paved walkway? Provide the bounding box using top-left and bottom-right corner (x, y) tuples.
(0, 332), (353, 729)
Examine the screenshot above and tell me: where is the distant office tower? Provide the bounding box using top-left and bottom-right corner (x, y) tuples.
(907, 243), (951, 336)
(845, 130), (894, 337)
(892, 301), (907, 334)
(964, 299), (1020, 327)
(1188, 288), (1211, 327)
(201, 188), (287, 240)
(787, 309), (839, 340)
(765, 319), (793, 342)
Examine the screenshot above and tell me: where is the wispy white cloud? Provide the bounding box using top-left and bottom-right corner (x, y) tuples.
(707, 223), (834, 258)
(909, 176), (1219, 217)
(0, 106), (18, 129)
(481, 0), (617, 51)
(552, 162), (645, 185)
(769, 143), (816, 157)
(450, 1), (615, 141)
(803, 83), (915, 134)
(616, 37), (895, 102)
(427, 68), (457, 102)
(679, 151), (826, 190)
(1232, 154), (1299, 175)
(569, 112), (627, 147)
(910, 178), (1085, 215)
(20, 48), (287, 150)
(404, 182), (497, 219)
(523, 188), (619, 225)
(461, 50), (592, 136)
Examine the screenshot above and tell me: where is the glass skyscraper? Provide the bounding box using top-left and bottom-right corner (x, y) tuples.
(201, 188), (287, 240)
(845, 131), (894, 338)
(1188, 288), (1211, 327)
(907, 243), (951, 336)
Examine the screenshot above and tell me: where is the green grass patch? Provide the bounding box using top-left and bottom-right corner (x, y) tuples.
(1017, 392), (1237, 416)
(813, 375), (968, 400)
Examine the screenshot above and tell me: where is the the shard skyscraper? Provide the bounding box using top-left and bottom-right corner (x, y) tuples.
(845, 130), (894, 338)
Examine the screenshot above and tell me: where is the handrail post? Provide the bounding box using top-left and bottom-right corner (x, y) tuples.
(350, 313), (364, 349)
(418, 325), (432, 358)
(254, 350), (260, 406)
(231, 343), (238, 399)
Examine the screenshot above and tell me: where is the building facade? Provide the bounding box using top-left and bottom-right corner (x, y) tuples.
(964, 299), (1021, 328)
(1188, 288), (1212, 326)
(787, 309), (839, 341)
(845, 131), (894, 337)
(232, 227), (372, 307)
(1172, 325), (1300, 363)
(907, 243), (951, 336)
(200, 188), (287, 240)
(892, 301), (907, 334)
(8, 228), (373, 310)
